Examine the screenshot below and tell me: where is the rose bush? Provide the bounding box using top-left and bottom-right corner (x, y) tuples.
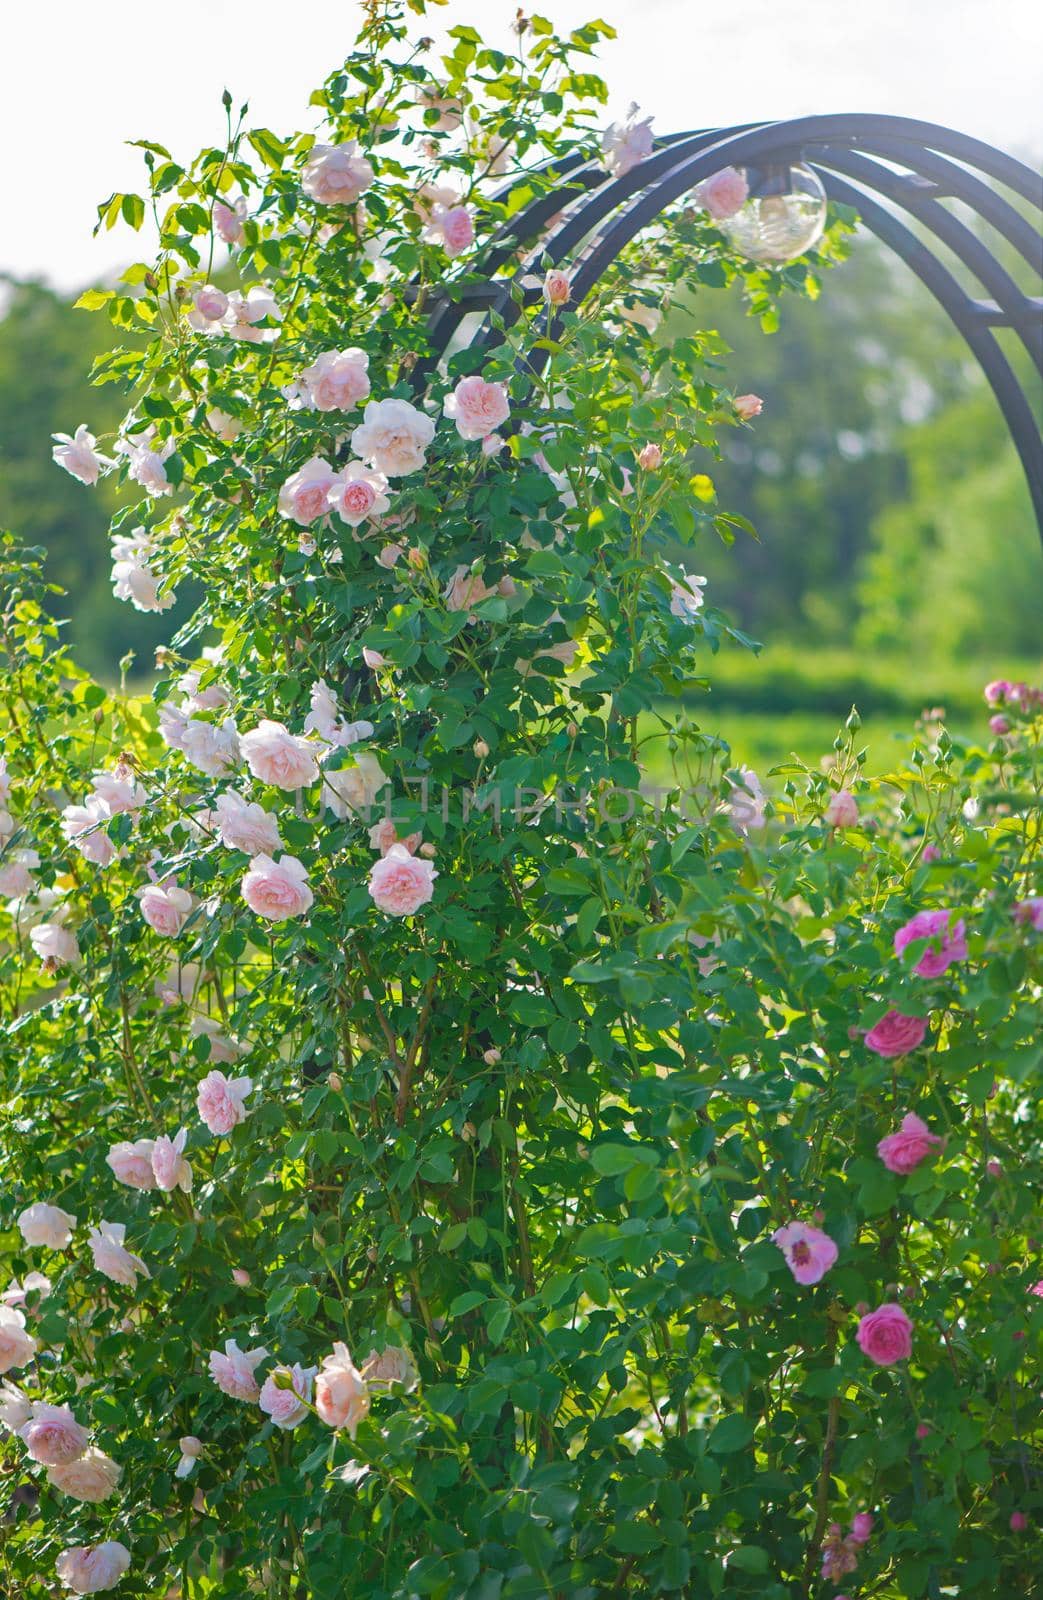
(1, 3), (1040, 1596)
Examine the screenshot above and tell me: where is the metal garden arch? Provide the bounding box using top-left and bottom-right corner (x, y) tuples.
(418, 115), (1043, 542)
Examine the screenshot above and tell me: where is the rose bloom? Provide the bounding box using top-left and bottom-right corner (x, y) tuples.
(187, 283), (229, 332)
(241, 719), (319, 790)
(602, 108), (655, 177)
(259, 1362), (316, 1429)
(368, 843), (438, 917)
(734, 393), (764, 421)
(637, 442), (662, 470)
(3, 1271), (51, 1309)
(302, 140), (374, 206)
(211, 790), (283, 856)
(377, 542), (404, 569)
(670, 571), (706, 620)
(20, 1402), (89, 1466)
(321, 751), (387, 819)
(118, 432), (174, 497)
(180, 716), (240, 779)
(824, 789), (858, 828)
(329, 462), (391, 528)
(52, 424), (109, 486)
(772, 1220), (839, 1285)
(91, 765), (144, 814)
(241, 854), (314, 921)
(138, 882), (193, 938)
(445, 564), (497, 613)
(314, 1342), (370, 1436)
(361, 1345), (419, 1391)
(856, 1302), (914, 1366)
(984, 678), (1012, 706)
(277, 456), (339, 527)
(351, 398), (436, 477)
(877, 1112), (943, 1175)
(29, 922), (79, 968)
(850, 1512), (874, 1544)
(894, 909), (968, 977)
(700, 165), (749, 220)
(197, 1069), (253, 1136)
(106, 1139), (158, 1191)
(1013, 897), (1043, 931)
(88, 1224), (149, 1288)
(0, 855), (36, 896)
(543, 269), (571, 307)
(207, 407), (243, 443)
(1, 1379), (32, 1432)
(728, 766), (766, 834)
(369, 819), (420, 857)
(215, 196), (247, 244)
(110, 530), (174, 614)
(444, 375), (511, 441)
(425, 202), (474, 257)
(209, 1338), (268, 1401)
(48, 1448), (121, 1503)
(18, 1201), (77, 1249)
(152, 1128), (193, 1193)
(175, 1435), (203, 1478)
(188, 1014), (244, 1065)
(221, 285), (282, 343)
(55, 1541), (131, 1595)
(0, 1306), (38, 1373)
(414, 83), (463, 130)
(297, 348), (370, 411)
(864, 1010), (928, 1058)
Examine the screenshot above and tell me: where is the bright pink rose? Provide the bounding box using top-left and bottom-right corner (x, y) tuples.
(297, 348), (370, 411)
(301, 141), (374, 206)
(444, 375), (511, 441)
(734, 393), (763, 421)
(824, 789), (858, 828)
(850, 1512), (874, 1544)
(241, 853), (314, 921)
(241, 720), (319, 789)
(151, 1128), (192, 1193)
(277, 457), (339, 527)
(894, 909), (968, 977)
(138, 882), (193, 938)
(916, 1422), (931, 1439)
(1013, 897), (1043, 931)
(1010, 1511), (1028, 1532)
(55, 1540), (131, 1594)
(426, 203), (474, 257)
(636, 442), (662, 470)
(990, 714), (1011, 735)
(208, 1338), (268, 1401)
(20, 1402), (89, 1465)
(259, 1362), (316, 1429)
(543, 270), (571, 306)
(772, 1220), (838, 1285)
(368, 844), (437, 917)
(922, 843), (941, 863)
(314, 1342), (370, 1436)
(984, 679), (1012, 706)
(877, 1112), (943, 1174)
(856, 1302), (914, 1366)
(700, 166), (749, 219)
(864, 1011), (928, 1059)
(196, 1070), (253, 1136)
(106, 1139), (157, 1191)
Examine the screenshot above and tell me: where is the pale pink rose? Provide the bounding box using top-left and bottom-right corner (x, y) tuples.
(0, 1379), (32, 1431)
(825, 789), (858, 828)
(481, 432), (504, 457)
(209, 1338), (268, 1401)
(368, 844), (437, 917)
(301, 141), (374, 206)
(106, 1139), (158, 1191)
(321, 752), (386, 819)
(47, 1446), (121, 1503)
(297, 348), (371, 411)
(188, 1014), (244, 1065)
(314, 1342), (370, 1435)
(360, 1345), (418, 1391)
(231, 1269), (252, 1288)
(727, 766), (766, 833)
(277, 456), (339, 527)
(110, 529), (174, 613)
(241, 854), (314, 921)
(699, 166), (749, 220)
(20, 1402), (89, 1465)
(177, 660), (228, 714)
(543, 269), (571, 307)
(18, 1202), (76, 1249)
(90, 765), (144, 814)
(377, 542), (404, 569)
(1013, 897), (1043, 931)
(368, 819), (420, 857)
(0, 1306), (37, 1373)
(209, 791), (282, 856)
(60, 799), (115, 866)
(188, 284), (229, 332)
(864, 1011), (928, 1058)
(362, 647), (386, 670)
(180, 717), (240, 778)
(206, 407), (243, 442)
(772, 1220), (838, 1285)
(197, 1069), (253, 1136)
(154, 962), (203, 1007)
(88, 1224), (149, 1287)
(330, 462), (391, 528)
(444, 375), (510, 441)
(351, 398), (436, 478)
(2, 1271), (50, 1308)
(30, 922), (79, 968)
(670, 572), (706, 620)
(414, 84), (463, 131)
(117, 431), (174, 497)
(175, 1435), (203, 1478)
(637, 442), (662, 470)
(241, 719), (319, 790)
(894, 909), (968, 977)
(877, 1113), (943, 1175)
(849, 1512), (874, 1544)
(152, 1128), (193, 1193)
(139, 882), (194, 938)
(425, 203), (474, 257)
(445, 564), (497, 612)
(221, 285), (282, 343)
(259, 1362), (316, 1429)
(856, 1302), (913, 1366)
(215, 196), (247, 245)
(56, 1541), (131, 1595)
(734, 393), (763, 421)
(413, 181), (463, 223)
(0, 854), (38, 896)
(52, 424), (110, 486)
(602, 109), (655, 177)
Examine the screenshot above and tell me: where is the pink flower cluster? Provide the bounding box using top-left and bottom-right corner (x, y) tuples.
(821, 1512), (874, 1584)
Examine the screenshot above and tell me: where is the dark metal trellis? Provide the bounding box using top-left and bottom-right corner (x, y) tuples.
(419, 114), (1043, 543)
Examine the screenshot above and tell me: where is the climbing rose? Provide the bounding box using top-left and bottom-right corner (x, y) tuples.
(187, 284), (229, 331)
(197, 1070), (253, 1136)
(55, 1541), (131, 1594)
(48, 1448), (122, 1503)
(856, 1303), (914, 1366)
(20, 1402), (90, 1465)
(0, 1380), (31, 1431)
(1013, 897), (1043, 931)
(368, 843), (438, 916)
(297, 348), (370, 411)
(0, 852), (37, 895)
(0, 1307), (37, 1373)
(212, 790), (283, 856)
(314, 1342), (370, 1435)
(423, 201), (474, 256)
(209, 1339), (268, 1401)
(444, 375), (511, 441)
(18, 1201), (76, 1248)
(894, 909), (968, 976)
(825, 789), (859, 827)
(241, 854), (314, 921)
(106, 1139), (158, 1191)
(259, 1363), (316, 1429)
(321, 752), (387, 819)
(29, 923), (79, 967)
(864, 1011), (928, 1058)
(277, 456), (339, 527)
(543, 269), (571, 306)
(329, 462), (391, 528)
(91, 765), (144, 813)
(110, 529), (174, 613)
(214, 196), (247, 244)
(301, 140), (374, 205)
(117, 431), (174, 496)
(152, 1129), (193, 1193)
(138, 882), (193, 938)
(734, 393), (763, 420)
(877, 1112), (943, 1175)
(699, 165), (749, 219)
(602, 108), (654, 177)
(351, 398), (436, 477)
(241, 720), (319, 789)
(772, 1221), (838, 1285)
(52, 424), (109, 486)
(221, 285), (281, 342)
(361, 1345), (419, 1391)
(88, 1224), (149, 1287)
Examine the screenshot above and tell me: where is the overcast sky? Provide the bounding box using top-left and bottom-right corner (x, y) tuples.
(3, 0), (1041, 290)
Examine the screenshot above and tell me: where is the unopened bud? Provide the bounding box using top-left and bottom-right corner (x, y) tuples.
(406, 546), (426, 570)
(93, 708), (105, 728)
(231, 1269), (251, 1288)
(474, 739), (489, 759)
(637, 442), (662, 471)
(461, 1121), (476, 1141)
(328, 1071), (342, 1093)
(566, 721), (578, 738)
(482, 1048), (500, 1065)
(420, 842), (436, 858)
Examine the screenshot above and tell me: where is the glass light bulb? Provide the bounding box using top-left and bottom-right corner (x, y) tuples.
(721, 162), (828, 263)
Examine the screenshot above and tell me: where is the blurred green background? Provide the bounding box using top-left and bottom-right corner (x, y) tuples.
(1, 223), (1040, 772)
